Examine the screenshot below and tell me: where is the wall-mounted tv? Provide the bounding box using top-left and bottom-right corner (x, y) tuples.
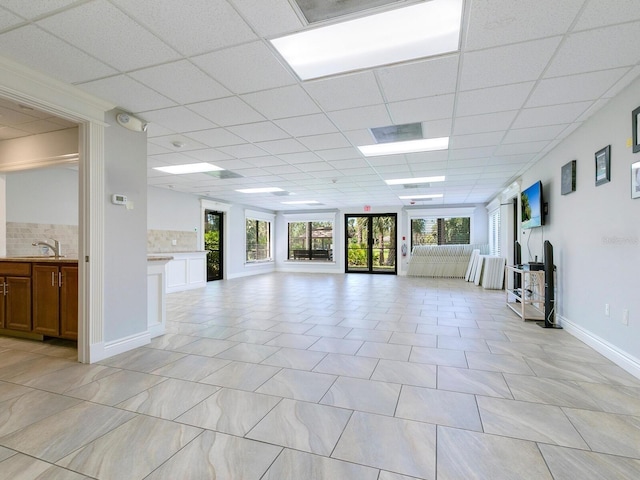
(521, 181), (544, 229)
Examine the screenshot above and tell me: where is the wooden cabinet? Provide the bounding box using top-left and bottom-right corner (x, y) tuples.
(32, 264), (79, 340)
(0, 263), (32, 332)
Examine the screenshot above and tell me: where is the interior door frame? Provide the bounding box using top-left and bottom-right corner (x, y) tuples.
(204, 209), (224, 281)
(344, 213), (397, 275)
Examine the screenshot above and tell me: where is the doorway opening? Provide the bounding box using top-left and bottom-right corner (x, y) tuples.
(345, 214), (397, 274)
(204, 210), (223, 281)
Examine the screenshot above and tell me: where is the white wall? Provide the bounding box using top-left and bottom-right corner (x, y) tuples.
(519, 76), (640, 368)
(5, 167), (78, 225)
(103, 109), (148, 343)
(0, 175), (5, 256)
(147, 186), (200, 231)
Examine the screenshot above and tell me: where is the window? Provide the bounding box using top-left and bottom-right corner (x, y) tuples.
(489, 208), (501, 257)
(246, 218), (271, 262)
(411, 217), (470, 249)
(288, 221), (334, 261)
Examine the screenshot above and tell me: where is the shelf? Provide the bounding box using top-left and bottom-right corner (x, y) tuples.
(506, 301), (544, 321)
(505, 265), (545, 322)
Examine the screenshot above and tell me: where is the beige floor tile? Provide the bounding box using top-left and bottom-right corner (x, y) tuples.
(396, 385), (482, 431)
(466, 351), (536, 375)
(333, 411), (436, 479)
(22, 363), (119, 394)
(0, 381), (32, 402)
(409, 346), (468, 367)
(0, 453), (90, 480)
(216, 342), (281, 363)
(356, 341), (411, 361)
(98, 347), (185, 373)
(172, 337), (237, 357)
(265, 333), (320, 349)
(263, 448), (378, 480)
(388, 331), (437, 348)
(226, 329), (281, 344)
(147, 333), (199, 350)
(0, 446), (14, 462)
(56, 415), (201, 480)
(247, 398), (351, 455)
(260, 347), (327, 370)
(320, 376), (400, 416)
(64, 370), (166, 406)
(438, 366), (512, 398)
(308, 337), (363, 355)
(199, 361), (281, 391)
(147, 430), (281, 480)
(539, 444), (640, 480)
(0, 355), (74, 383)
(256, 368), (337, 402)
(176, 388), (281, 435)
(576, 382), (640, 415)
(313, 353), (378, 379)
(344, 328), (392, 342)
(503, 373), (602, 409)
(267, 322), (314, 334)
(371, 359), (437, 388)
(437, 426), (553, 480)
(437, 335), (490, 353)
(150, 354), (230, 381)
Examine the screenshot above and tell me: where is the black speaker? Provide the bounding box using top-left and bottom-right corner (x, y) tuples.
(514, 241), (522, 290)
(542, 240), (562, 329)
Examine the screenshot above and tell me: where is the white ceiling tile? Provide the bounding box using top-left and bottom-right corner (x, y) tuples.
(145, 123), (175, 138)
(297, 133), (351, 150)
(460, 37), (561, 91)
(545, 22), (640, 77)
(304, 71), (384, 111)
(192, 42), (296, 94)
(421, 119), (453, 139)
(574, 0), (640, 31)
(316, 147), (362, 161)
(448, 146), (496, 160)
(0, 25), (116, 84)
(528, 69), (628, 107)
(111, 0), (256, 56)
(230, 0), (303, 37)
(188, 97), (265, 126)
(274, 114), (338, 137)
(388, 94), (455, 124)
(138, 106), (216, 132)
(1, 0), (82, 19)
(278, 152), (322, 164)
(148, 134), (209, 152)
(241, 85), (321, 119)
(327, 105), (392, 130)
(453, 111), (518, 135)
(512, 102), (592, 129)
(465, 0), (584, 50)
(328, 158), (369, 168)
(376, 55), (459, 102)
(129, 60), (230, 104)
(254, 139), (307, 155)
(243, 157), (287, 168)
(451, 131), (505, 149)
(494, 141), (549, 156)
(456, 83), (534, 117)
(38, 0), (180, 71)
(227, 121), (289, 143)
(486, 154), (535, 165)
(575, 99), (609, 123)
(502, 124), (568, 144)
(603, 66), (640, 99)
(184, 129), (245, 148)
(406, 150), (449, 164)
(343, 129), (375, 145)
(147, 143), (172, 155)
(0, 6), (24, 29)
(217, 143), (269, 159)
(78, 75), (176, 112)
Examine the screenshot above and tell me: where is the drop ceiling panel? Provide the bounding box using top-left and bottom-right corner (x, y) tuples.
(297, 133), (351, 150)
(254, 139), (308, 155)
(460, 37), (561, 91)
(229, 0), (303, 37)
(527, 69), (628, 108)
(388, 94), (455, 124)
(274, 114), (339, 137)
(139, 106), (216, 132)
(304, 71), (384, 111)
(0, 25), (117, 84)
(111, 0), (256, 56)
(241, 85), (321, 119)
(192, 42), (296, 94)
(278, 152), (322, 165)
(574, 0), (640, 31)
(0, 9), (24, 31)
(512, 102), (592, 129)
(465, 0), (584, 50)
(494, 141), (549, 156)
(243, 156), (287, 168)
(217, 143), (269, 159)
(129, 61), (231, 104)
(78, 75), (176, 113)
(453, 111), (518, 135)
(327, 105), (392, 130)
(227, 121), (290, 143)
(188, 97), (265, 126)
(450, 131), (506, 149)
(148, 135), (209, 153)
(37, 0), (180, 71)
(184, 129), (245, 148)
(455, 83), (534, 117)
(376, 55), (459, 102)
(502, 124), (567, 144)
(545, 22), (640, 77)
(316, 148), (362, 161)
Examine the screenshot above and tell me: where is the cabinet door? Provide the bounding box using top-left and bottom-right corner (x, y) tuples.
(60, 266), (78, 340)
(5, 276), (31, 331)
(32, 265), (60, 336)
(0, 276), (5, 329)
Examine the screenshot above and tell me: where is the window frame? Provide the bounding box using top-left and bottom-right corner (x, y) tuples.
(407, 208), (475, 252)
(283, 211), (337, 263)
(245, 209), (275, 264)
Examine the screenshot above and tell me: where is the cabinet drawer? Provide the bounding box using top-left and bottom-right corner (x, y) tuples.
(0, 263), (31, 276)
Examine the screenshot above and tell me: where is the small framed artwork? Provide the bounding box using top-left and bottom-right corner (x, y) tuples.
(633, 106), (640, 153)
(561, 160), (576, 195)
(632, 161), (640, 199)
(595, 145), (611, 186)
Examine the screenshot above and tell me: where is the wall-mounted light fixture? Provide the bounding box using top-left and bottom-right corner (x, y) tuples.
(116, 112), (148, 132)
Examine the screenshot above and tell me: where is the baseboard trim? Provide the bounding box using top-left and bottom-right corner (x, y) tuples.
(89, 331), (150, 363)
(558, 315), (640, 380)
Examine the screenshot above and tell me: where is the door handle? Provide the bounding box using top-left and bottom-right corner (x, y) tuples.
(51, 272), (55, 287)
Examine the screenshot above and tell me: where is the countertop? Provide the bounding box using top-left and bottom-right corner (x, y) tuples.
(0, 256), (78, 264)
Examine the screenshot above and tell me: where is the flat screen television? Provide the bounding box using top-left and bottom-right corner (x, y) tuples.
(521, 181), (544, 229)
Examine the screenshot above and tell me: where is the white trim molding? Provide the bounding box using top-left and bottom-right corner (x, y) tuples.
(89, 331), (151, 363)
(559, 315), (640, 380)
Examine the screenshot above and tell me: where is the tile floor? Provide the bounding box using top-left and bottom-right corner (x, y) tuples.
(1, 272), (640, 479)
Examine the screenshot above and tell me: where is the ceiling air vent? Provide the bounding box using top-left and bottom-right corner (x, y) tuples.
(294, 0), (404, 23)
(403, 183), (430, 189)
(272, 191), (292, 196)
(205, 170), (243, 179)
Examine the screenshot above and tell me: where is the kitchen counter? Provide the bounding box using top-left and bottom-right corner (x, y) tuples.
(0, 256), (78, 264)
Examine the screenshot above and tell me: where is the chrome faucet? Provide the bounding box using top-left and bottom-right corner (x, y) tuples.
(32, 239), (62, 257)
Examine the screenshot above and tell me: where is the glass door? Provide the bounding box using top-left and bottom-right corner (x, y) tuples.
(204, 210), (223, 281)
(345, 214), (397, 274)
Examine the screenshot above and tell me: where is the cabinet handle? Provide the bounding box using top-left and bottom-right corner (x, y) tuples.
(59, 272), (63, 287)
(51, 272), (55, 287)
(4, 282), (7, 295)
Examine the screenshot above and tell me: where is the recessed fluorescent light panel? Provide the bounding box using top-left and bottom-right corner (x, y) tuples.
(398, 194), (443, 200)
(359, 137), (449, 157)
(236, 187), (284, 194)
(281, 200), (321, 205)
(385, 176), (445, 186)
(271, 0), (462, 80)
(154, 163), (223, 174)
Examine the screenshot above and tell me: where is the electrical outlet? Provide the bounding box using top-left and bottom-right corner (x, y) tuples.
(605, 304), (610, 316)
(622, 309), (629, 325)
(171, 239), (177, 246)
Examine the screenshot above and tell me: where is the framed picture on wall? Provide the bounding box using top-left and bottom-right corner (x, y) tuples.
(633, 106), (640, 153)
(595, 145), (610, 186)
(632, 161), (640, 199)
(561, 160), (576, 195)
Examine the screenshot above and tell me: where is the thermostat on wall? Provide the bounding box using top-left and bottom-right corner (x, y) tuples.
(111, 194), (128, 205)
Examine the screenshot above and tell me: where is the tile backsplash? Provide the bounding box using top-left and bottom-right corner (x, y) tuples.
(147, 229), (198, 252)
(6, 222), (78, 257)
